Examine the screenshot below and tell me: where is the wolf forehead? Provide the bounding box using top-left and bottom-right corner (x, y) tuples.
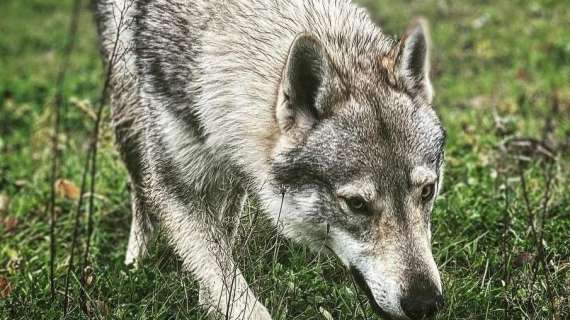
(273, 90), (445, 190)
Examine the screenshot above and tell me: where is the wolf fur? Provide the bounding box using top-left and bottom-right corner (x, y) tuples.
(94, 0), (446, 319)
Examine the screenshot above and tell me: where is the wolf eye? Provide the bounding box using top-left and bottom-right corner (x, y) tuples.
(421, 183), (436, 202)
(345, 197), (368, 213)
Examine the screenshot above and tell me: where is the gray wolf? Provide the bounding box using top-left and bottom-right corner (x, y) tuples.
(94, 0), (446, 319)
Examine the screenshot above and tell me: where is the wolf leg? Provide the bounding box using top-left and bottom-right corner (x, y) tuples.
(224, 191), (248, 249)
(125, 193), (153, 266)
(199, 190), (248, 309)
(161, 197), (271, 320)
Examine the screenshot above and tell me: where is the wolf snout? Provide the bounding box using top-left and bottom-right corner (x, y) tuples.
(400, 275), (444, 319)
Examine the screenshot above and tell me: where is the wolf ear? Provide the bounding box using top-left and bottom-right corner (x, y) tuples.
(394, 18), (433, 104)
(277, 33), (333, 140)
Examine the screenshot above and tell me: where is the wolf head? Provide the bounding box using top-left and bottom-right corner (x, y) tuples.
(260, 19), (445, 320)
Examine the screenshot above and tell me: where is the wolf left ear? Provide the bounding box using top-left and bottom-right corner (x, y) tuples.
(394, 18), (433, 104)
(277, 33), (334, 141)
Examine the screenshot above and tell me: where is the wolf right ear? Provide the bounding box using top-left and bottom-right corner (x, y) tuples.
(393, 18), (433, 104)
(277, 33), (334, 141)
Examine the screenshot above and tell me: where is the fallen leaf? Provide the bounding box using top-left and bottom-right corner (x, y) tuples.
(0, 194), (10, 216)
(2, 217), (18, 232)
(0, 276), (12, 299)
(319, 306), (334, 320)
(86, 300), (110, 317)
(515, 68), (529, 81)
(14, 180), (27, 188)
(2, 89), (12, 100)
(55, 179), (80, 200)
(82, 266), (95, 287)
(513, 252), (535, 269)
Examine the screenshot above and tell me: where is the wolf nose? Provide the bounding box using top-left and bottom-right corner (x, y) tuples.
(400, 278), (444, 319)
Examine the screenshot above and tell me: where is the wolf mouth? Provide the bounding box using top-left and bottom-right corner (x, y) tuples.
(350, 266), (393, 320)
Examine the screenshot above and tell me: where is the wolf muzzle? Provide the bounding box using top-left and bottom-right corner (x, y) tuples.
(350, 266), (444, 319)
(400, 274), (444, 319)
(350, 266), (392, 319)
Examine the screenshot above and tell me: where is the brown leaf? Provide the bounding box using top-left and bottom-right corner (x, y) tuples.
(2, 217), (18, 233)
(515, 68), (529, 81)
(513, 252), (535, 269)
(14, 180), (27, 188)
(2, 90), (12, 100)
(86, 300), (110, 317)
(55, 179), (80, 200)
(82, 266), (95, 288)
(0, 194), (10, 216)
(0, 276), (12, 299)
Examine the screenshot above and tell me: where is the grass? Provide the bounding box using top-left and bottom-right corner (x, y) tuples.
(1, 0), (569, 319)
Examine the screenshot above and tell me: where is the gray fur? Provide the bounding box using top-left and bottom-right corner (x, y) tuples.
(95, 0), (446, 319)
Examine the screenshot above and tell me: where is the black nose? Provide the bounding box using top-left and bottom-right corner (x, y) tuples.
(400, 277), (444, 319)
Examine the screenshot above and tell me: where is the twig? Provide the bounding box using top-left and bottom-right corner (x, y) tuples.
(63, 139), (91, 314)
(517, 162), (537, 241)
(530, 162), (557, 314)
(48, 0), (82, 302)
(500, 172), (513, 318)
(518, 158), (558, 314)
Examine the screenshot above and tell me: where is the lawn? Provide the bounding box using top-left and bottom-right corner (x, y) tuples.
(1, 0), (569, 319)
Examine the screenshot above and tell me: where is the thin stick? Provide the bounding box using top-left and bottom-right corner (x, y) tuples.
(500, 169), (512, 318)
(63, 144), (91, 314)
(48, 0), (82, 302)
(534, 162), (556, 313)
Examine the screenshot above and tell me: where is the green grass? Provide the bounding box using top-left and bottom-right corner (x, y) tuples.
(1, 0), (569, 319)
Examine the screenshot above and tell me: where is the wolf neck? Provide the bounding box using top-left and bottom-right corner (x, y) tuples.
(191, 0), (392, 180)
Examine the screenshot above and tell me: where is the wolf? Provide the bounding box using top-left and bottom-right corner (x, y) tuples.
(94, 0), (446, 319)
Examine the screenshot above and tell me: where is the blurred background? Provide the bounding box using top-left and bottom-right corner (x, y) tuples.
(0, 0), (569, 319)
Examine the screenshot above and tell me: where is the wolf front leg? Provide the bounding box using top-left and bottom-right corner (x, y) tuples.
(125, 193), (154, 266)
(161, 198), (272, 320)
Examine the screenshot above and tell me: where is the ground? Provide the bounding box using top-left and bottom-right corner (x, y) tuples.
(0, 0), (569, 319)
